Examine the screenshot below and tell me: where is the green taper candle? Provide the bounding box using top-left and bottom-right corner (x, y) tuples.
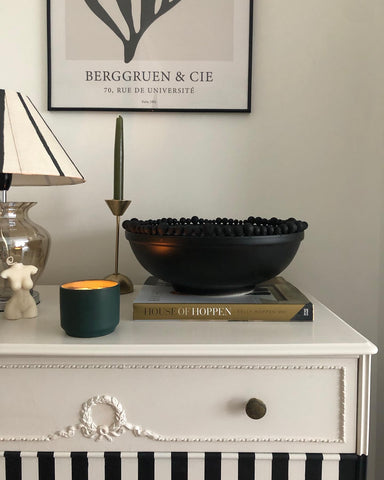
(113, 115), (124, 200)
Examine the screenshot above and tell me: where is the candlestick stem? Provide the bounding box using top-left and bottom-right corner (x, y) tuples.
(114, 215), (120, 275)
(105, 199), (133, 294)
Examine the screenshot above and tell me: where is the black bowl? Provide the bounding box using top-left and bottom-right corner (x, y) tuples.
(123, 217), (307, 295)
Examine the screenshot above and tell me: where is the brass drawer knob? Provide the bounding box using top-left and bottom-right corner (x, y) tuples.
(245, 397), (267, 419)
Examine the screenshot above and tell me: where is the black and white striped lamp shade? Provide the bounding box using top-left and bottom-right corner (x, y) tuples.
(0, 89), (84, 186)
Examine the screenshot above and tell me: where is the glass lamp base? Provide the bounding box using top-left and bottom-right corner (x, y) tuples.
(0, 202), (50, 302)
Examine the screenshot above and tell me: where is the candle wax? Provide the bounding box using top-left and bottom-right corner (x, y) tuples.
(62, 280), (118, 290)
(113, 115), (124, 200)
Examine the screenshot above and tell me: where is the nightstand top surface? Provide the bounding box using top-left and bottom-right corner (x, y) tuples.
(0, 285), (377, 357)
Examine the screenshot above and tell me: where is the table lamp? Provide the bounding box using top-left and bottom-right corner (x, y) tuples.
(0, 88), (85, 308)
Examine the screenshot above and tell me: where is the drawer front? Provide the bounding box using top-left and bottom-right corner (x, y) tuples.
(0, 452), (367, 480)
(0, 357), (357, 453)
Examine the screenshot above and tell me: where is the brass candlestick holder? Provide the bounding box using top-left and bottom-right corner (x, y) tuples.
(105, 199), (133, 294)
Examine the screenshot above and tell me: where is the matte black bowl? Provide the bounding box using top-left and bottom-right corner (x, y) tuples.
(124, 227), (305, 295)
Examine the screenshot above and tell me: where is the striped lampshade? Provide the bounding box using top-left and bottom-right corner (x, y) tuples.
(0, 89), (84, 186)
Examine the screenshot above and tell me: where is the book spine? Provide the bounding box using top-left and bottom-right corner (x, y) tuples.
(133, 303), (313, 321)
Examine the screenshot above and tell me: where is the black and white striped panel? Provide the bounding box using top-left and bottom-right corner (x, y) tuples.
(0, 452), (367, 480)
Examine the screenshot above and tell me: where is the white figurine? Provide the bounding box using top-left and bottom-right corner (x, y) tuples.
(1, 257), (38, 320)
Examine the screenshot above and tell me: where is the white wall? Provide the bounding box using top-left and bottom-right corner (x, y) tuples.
(0, 1), (383, 477)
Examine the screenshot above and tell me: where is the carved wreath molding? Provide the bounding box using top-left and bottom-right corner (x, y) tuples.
(0, 363), (346, 444)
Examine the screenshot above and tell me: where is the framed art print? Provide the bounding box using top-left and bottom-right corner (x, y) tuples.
(47, 0), (253, 112)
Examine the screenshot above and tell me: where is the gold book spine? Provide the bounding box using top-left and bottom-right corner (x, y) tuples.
(133, 303), (311, 321)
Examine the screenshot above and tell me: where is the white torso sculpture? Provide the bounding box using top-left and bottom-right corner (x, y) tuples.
(1, 258), (38, 320)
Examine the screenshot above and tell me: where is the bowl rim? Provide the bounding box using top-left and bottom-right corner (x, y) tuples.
(125, 231), (304, 246)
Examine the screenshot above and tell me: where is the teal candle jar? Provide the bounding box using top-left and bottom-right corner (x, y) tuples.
(60, 280), (120, 337)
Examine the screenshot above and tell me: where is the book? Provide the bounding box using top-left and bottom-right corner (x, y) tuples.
(133, 277), (313, 321)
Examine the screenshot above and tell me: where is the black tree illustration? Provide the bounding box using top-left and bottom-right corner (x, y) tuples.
(84, 0), (183, 63)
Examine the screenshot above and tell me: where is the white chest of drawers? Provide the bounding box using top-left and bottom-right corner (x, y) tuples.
(0, 286), (377, 480)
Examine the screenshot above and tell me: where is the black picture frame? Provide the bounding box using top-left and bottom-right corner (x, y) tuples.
(47, 0), (253, 112)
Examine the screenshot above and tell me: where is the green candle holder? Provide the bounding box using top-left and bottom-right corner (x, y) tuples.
(105, 199), (133, 294)
(60, 280), (120, 337)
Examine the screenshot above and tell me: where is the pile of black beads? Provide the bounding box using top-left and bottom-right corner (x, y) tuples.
(123, 216), (308, 237)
